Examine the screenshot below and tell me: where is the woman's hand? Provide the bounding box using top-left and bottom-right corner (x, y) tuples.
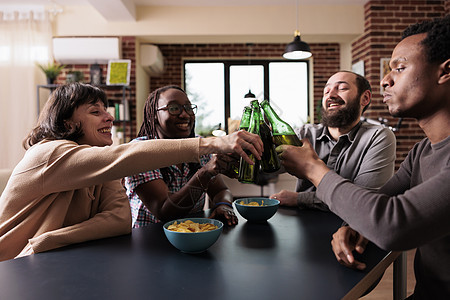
(203, 153), (240, 179)
(210, 203), (238, 226)
(201, 130), (263, 165)
(331, 226), (368, 270)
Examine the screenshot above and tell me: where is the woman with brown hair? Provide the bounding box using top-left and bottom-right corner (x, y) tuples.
(0, 83), (262, 261)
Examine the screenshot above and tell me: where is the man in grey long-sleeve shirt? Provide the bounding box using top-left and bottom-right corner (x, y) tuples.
(271, 71), (396, 211)
(277, 16), (450, 299)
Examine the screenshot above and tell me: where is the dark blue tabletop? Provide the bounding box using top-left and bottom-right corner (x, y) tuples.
(0, 207), (392, 300)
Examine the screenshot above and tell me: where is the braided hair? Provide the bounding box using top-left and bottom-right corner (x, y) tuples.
(138, 85), (201, 184)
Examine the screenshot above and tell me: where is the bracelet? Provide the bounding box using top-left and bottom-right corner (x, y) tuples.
(196, 172), (208, 191)
(215, 202), (233, 208)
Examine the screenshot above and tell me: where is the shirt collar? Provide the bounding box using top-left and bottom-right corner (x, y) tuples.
(316, 121), (362, 143)
(345, 121), (362, 142)
(317, 126), (332, 142)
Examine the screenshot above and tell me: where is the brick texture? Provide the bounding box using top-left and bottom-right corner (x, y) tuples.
(353, 0), (447, 169)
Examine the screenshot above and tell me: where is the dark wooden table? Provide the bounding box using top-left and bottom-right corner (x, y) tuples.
(0, 207), (401, 300)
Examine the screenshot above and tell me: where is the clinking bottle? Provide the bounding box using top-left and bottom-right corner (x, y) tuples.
(233, 106), (253, 175)
(238, 106), (252, 131)
(259, 107), (281, 173)
(260, 99), (303, 147)
(238, 100), (260, 184)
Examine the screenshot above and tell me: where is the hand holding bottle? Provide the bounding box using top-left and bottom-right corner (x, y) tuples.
(276, 139), (329, 187)
(203, 153), (240, 179)
(238, 100), (261, 184)
(200, 130), (263, 165)
(232, 106), (253, 175)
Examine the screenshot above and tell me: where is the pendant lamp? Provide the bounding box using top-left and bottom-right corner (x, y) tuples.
(283, 0), (312, 60)
(244, 90), (256, 99)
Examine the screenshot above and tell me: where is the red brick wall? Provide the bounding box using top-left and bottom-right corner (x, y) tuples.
(310, 44), (341, 120)
(149, 43), (340, 126)
(54, 36), (137, 141)
(51, 0), (448, 165)
(352, 0), (447, 169)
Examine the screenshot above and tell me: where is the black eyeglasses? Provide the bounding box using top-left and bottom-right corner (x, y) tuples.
(157, 104), (197, 116)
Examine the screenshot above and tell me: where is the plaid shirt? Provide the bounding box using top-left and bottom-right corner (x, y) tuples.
(124, 136), (210, 228)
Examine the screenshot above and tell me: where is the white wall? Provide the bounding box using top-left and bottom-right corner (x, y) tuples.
(135, 38), (150, 130)
(53, 4), (364, 45)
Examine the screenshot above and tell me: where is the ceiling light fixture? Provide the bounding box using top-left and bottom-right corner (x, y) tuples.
(283, 0), (312, 60)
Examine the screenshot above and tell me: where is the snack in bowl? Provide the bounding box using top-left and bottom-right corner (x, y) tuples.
(239, 200), (263, 206)
(234, 197), (280, 222)
(163, 218), (223, 253)
(167, 220), (218, 233)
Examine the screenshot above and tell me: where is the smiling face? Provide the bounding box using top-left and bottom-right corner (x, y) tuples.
(381, 33), (442, 120)
(321, 72), (367, 128)
(156, 88), (195, 139)
(68, 101), (114, 146)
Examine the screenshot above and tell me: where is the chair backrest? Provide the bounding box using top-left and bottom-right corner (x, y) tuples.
(0, 169), (12, 196)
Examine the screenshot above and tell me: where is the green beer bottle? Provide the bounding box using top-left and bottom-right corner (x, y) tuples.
(239, 106), (252, 131)
(260, 99), (303, 147)
(233, 106), (253, 175)
(238, 100), (260, 184)
(259, 105), (281, 173)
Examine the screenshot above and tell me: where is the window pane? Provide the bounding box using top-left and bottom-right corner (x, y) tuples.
(269, 62), (308, 129)
(229, 65), (264, 121)
(185, 63), (224, 136)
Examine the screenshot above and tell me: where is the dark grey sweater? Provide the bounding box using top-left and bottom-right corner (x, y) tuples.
(317, 136), (450, 299)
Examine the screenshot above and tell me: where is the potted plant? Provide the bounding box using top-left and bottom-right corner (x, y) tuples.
(66, 70), (84, 83)
(37, 62), (66, 84)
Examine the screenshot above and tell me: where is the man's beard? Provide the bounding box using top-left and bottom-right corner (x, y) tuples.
(321, 96), (360, 128)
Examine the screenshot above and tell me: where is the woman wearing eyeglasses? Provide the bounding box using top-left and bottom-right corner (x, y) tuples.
(124, 85), (239, 227)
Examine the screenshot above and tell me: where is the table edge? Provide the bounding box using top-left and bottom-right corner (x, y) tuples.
(342, 251), (401, 300)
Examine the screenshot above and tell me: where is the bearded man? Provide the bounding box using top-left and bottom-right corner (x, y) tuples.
(270, 71), (396, 210)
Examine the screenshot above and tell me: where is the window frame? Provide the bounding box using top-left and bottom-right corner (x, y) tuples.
(183, 58), (311, 133)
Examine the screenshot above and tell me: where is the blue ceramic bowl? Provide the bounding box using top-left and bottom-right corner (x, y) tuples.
(163, 218), (223, 253)
(234, 197), (280, 222)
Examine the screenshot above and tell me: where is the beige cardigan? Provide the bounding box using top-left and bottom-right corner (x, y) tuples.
(0, 138), (200, 261)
